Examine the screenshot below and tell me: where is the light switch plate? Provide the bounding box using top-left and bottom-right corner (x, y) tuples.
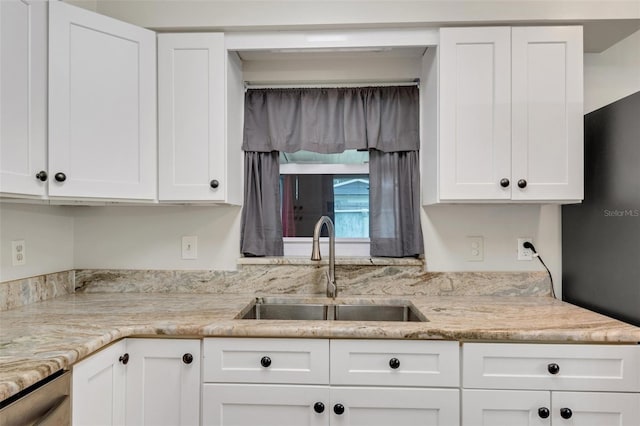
(181, 236), (198, 260)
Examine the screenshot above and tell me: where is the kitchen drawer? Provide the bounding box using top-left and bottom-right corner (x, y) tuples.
(463, 343), (640, 391)
(203, 338), (329, 384)
(330, 340), (459, 387)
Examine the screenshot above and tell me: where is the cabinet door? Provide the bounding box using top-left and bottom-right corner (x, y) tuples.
(439, 27), (512, 200)
(0, 0), (47, 197)
(48, 1), (156, 200)
(511, 27), (583, 201)
(158, 33), (226, 202)
(72, 340), (127, 426)
(202, 384), (330, 426)
(462, 389), (550, 426)
(125, 339), (200, 426)
(331, 387), (459, 426)
(330, 339), (459, 387)
(463, 343), (640, 392)
(552, 392), (640, 426)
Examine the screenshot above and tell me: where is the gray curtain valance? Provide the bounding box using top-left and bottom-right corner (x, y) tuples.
(243, 86), (419, 153)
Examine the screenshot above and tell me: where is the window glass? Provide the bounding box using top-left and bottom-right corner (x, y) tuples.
(280, 150), (369, 239)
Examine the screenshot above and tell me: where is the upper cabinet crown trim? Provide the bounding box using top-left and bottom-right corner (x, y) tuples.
(225, 28), (438, 51)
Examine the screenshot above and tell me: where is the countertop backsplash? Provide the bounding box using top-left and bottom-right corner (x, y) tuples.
(0, 271), (74, 311)
(1, 260), (551, 311)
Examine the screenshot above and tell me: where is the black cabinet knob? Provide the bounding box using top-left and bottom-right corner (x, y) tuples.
(538, 407), (550, 419)
(547, 363), (560, 375)
(313, 402), (325, 414)
(35, 171), (48, 182)
(119, 353), (129, 365)
(389, 358), (400, 369)
(333, 404), (345, 415)
(499, 178), (510, 188)
(560, 408), (573, 419)
(54, 172), (66, 182)
(210, 179), (219, 189)
(260, 356), (272, 368)
(182, 353), (193, 364)
(517, 179), (527, 188)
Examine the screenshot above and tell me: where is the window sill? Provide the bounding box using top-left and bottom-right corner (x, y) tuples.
(237, 256), (424, 267)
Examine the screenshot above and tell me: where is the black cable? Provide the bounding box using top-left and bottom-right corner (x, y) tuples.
(523, 241), (556, 299)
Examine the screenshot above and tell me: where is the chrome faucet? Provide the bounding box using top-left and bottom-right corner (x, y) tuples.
(310, 216), (337, 298)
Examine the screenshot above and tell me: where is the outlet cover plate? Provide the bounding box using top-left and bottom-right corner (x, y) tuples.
(518, 238), (533, 261)
(466, 236), (484, 261)
(11, 240), (26, 266)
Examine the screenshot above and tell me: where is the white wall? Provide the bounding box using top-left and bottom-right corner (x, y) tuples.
(422, 204), (562, 295)
(584, 29), (640, 114)
(73, 206), (242, 271)
(0, 203), (74, 282)
(94, 0), (640, 31)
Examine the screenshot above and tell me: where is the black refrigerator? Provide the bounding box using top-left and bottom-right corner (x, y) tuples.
(562, 91), (640, 326)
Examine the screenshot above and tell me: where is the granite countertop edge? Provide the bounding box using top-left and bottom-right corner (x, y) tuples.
(1, 293), (639, 402)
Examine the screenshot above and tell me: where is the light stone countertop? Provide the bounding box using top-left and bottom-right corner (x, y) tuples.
(1, 292), (639, 402)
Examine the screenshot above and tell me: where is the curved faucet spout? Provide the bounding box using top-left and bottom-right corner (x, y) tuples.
(310, 216), (337, 298)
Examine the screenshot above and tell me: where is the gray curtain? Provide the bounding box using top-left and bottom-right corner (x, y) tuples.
(243, 86), (419, 153)
(240, 151), (283, 256)
(369, 150), (424, 257)
(241, 86), (423, 258)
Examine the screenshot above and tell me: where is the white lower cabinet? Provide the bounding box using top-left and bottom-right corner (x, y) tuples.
(125, 339), (200, 426)
(72, 338), (200, 426)
(202, 338), (460, 426)
(463, 389), (640, 426)
(203, 384), (329, 426)
(462, 343), (640, 426)
(331, 387), (459, 426)
(72, 340), (127, 426)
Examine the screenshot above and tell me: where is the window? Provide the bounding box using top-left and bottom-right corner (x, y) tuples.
(280, 151), (370, 256)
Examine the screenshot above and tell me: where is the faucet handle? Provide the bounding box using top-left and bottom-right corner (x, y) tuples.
(325, 270), (337, 298)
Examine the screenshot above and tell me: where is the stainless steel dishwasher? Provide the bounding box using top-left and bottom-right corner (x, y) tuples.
(0, 370), (71, 426)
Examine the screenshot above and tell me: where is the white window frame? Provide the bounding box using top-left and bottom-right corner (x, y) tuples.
(280, 162), (370, 257)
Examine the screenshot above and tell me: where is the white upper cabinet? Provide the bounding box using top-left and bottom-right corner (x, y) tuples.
(424, 26), (583, 204)
(48, 1), (157, 200)
(158, 33), (243, 204)
(0, 0), (48, 197)
(511, 27), (583, 201)
(438, 27), (512, 201)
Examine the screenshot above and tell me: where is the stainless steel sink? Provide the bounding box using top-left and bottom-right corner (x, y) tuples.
(238, 298), (426, 322)
(241, 302), (327, 320)
(333, 304), (423, 322)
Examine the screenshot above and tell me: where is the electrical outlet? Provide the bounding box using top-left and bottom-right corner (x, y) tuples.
(466, 236), (484, 261)
(181, 236), (198, 260)
(518, 237), (534, 261)
(11, 240), (26, 266)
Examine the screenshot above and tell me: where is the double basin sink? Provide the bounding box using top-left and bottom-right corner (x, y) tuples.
(238, 297), (426, 322)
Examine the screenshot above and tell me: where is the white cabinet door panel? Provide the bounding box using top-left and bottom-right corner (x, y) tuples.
(48, 1), (156, 200)
(439, 27), (512, 200)
(125, 339), (200, 426)
(331, 387), (460, 426)
(0, 0), (47, 197)
(463, 343), (640, 392)
(511, 26), (583, 201)
(202, 384), (330, 426)
(330, 339), (459, 387)
(203, 338), (330, 384)
(72, 340), (127, 426)
(158, 33), (226, 201)
(552, 392), (640, 426)
(462, 389), (550, 426)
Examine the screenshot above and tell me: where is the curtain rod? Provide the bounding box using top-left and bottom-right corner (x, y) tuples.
(244, 81), (419, 90)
